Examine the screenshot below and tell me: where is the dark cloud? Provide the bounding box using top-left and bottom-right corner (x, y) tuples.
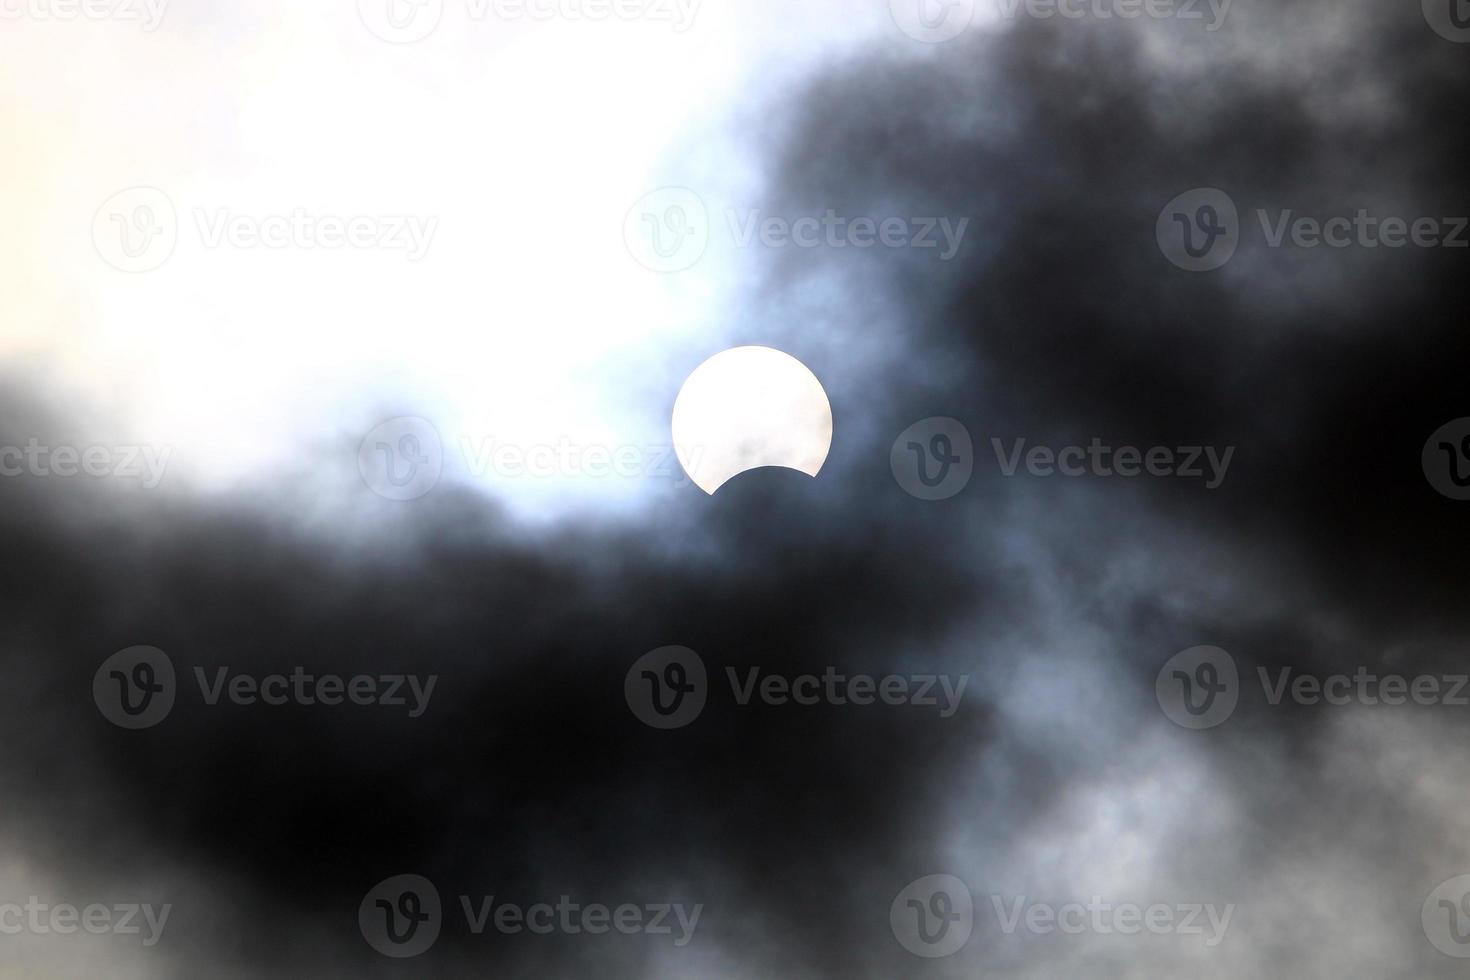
(1, 380), (997, 977)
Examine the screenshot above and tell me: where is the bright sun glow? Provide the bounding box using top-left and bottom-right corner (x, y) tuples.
(671, 345), (833, 494)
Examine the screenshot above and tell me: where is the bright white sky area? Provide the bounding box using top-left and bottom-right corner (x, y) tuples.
(0, 0), (906, 520)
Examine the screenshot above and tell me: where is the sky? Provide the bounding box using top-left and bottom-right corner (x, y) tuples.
(2, 0), (1469, 976)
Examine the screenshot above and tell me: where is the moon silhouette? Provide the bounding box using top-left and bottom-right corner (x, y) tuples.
(671, 346), (833, 495)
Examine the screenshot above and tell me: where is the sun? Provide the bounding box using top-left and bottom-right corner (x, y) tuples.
(670, 346), (833, 494)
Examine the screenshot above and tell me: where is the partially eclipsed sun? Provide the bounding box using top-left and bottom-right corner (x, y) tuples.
(671, 346), (833, 495)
